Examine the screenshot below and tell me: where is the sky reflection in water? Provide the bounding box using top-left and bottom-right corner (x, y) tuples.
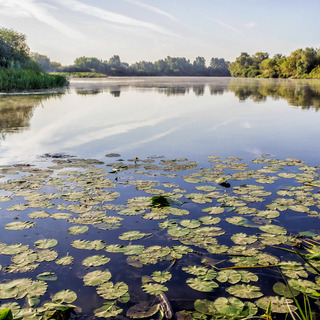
(0, 77), (320, 165)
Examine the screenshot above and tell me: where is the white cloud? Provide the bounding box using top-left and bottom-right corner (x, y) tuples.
(124, 0), (177, 21)
(0, 0), (82, 38)
(56, 0), (175, 36)
(210, 17), (241, 34)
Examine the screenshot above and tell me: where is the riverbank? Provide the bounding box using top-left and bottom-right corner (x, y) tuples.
(0, 69), (68, 92)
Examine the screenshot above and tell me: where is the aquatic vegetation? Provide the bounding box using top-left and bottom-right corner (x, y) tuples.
(0, 155), (320, 319)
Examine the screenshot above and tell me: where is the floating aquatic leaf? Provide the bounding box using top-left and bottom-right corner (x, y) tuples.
(256, 296), (297, 313)
(0, 278), (32, 299)
(94, 301), (123, 318)
(56, 255), (74, 265)
(37, 249), (58, 262)
(82, 255), (110, 267)
(27, 280), (48, 298)
(202, 206), (225, 214)
(273, 282), (299, 297)
(259, 224), (287, 235)
(151, 271), (172, 283)
(198, 216), (220, 225)
(28, 210), (50, 219)
(186, 278), (218, 292)
(119, 231), (152, 241)
(71, 239), (106, 250)
(180, 219), (201, 229)
(238, 270), (259, 283)
(52, 289), (77, 304)
(68, 225), (89, 235)
(216, 270), (242, 284)
(1, 244), (29, 255)
(226, 284), (263, 298)
(50, 213), (73, 219)
(11, 250), (38, 265)
(231, 233), (257, 245)
(83, 269), (112, 286)
(5, 221), (36, 230)
(97, 281), (129, 300)
(213, 297), (245, 317)
(36, 272), (57, 281)
(194, 299), (216, 316)
(288, 278), (320, 296)
(126, 301), (159, 319)
(141, 283), (168, 295)
(34, 238), (58, 249)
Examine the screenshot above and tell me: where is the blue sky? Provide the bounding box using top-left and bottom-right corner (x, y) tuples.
(0, 0), (319, 66)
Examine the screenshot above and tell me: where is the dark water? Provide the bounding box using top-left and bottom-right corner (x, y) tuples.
(0, 78), (320, 319)
(0, 77), (320, 166)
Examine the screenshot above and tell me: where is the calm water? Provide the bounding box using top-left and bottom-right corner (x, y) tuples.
(1, 77), (320, 166)
(1, 78), (320, 319)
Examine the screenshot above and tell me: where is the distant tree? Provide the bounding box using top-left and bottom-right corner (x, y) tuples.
(193, 56), (207, 75)
(0, 27), (31, 69)
(209, 58), (230, 76)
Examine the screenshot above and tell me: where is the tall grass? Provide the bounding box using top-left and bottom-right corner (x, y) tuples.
(0, 69), (68, 92)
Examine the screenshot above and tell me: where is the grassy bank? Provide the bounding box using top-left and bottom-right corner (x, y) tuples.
(0, 69), (68, 92)
(52, 72), (108, 78)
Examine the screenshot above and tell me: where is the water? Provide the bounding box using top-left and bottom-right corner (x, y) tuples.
(1, 77), (320, 166)
(1, 77), (320, 319)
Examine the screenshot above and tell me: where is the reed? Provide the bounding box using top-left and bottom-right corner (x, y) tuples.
(0, 69), (68, 92)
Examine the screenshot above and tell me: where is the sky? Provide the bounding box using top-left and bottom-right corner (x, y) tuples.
(0, 0), (319, 66)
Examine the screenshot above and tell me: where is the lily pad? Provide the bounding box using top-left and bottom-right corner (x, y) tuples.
(56, 255), (74, 265)
(5, 221), (36, 230)
(36, 272), (57, 281)
(34, 238), (58, 249)
(126, 301), (159, 319)
(256, 296), (297, 313)
(82, 255), (110, 267)
(141, 283), (168, 295)
(94, 302), (123, 318)
(97, 281), (129, 300)
(259, 224), (287, 235)
(119, 231), (152, 241)
(68, 225), (89, 235)
(52, 289), (77, 303)
(226, 284), (263, 298)
(151, 271), (172, 283)
(83, 269), (112, 286)
(186, 278), (219, 292)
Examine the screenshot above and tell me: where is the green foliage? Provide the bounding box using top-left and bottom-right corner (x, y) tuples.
(151, 195), (170, 207)
(230, 47), (320, 79)
(0, 309), (13, 320)
(0, 69), (68, 92)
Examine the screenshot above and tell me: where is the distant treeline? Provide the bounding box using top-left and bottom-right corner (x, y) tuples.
(229, 48), (320, 79)
(35, 54), (231, 77)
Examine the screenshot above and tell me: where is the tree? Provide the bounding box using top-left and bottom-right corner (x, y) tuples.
(193, 56), (207, 75)
(0, 27), (31, 68)
(209, 58), (230, 76)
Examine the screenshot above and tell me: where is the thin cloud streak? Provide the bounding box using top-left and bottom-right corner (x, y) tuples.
(125, 0), (177, 21)
(210, 17), (241, 34)
(0, 0), (82, 38)
(57, 0), (176, 37)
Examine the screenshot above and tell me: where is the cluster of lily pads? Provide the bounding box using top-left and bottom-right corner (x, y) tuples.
(0, 155), (320, 319)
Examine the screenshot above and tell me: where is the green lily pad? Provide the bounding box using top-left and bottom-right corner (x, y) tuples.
(216, 270), (242, 284)
(0, 278), (32, 299)
(83, 269), (112, 286)
(27, 280), (48, 298)
(34, 238), (58, 249)
(97, 281), (129, 299)
(28, 210), (50, 219)
(56, 255), (74, 265)
(231, 233), (257, 245)
(226, 284), (263, 298)
(180, 219), (201, 229)
(288, 279), (320, 296)
(5, 221), (36, 230)
(52, 289), (77, 303)
(36, 272), (57, 281)
(151, 271), (172, 283)
(68, 225), (89, 235)
(194, 299), (216, 315)
(256, 296), (297, 313)
(119, 231), (152, 241)
(213, 297), (245, 317)
(94, 302), (123, 318)
(259, 224), (287, 235)
(126, 301), (159, 319)
(198, 216), (221, 225)
(186, 278), (219, 292)
(273, 282), (299, 297)
(82, 255), (110, 267)
(141, 283), (168, 295)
